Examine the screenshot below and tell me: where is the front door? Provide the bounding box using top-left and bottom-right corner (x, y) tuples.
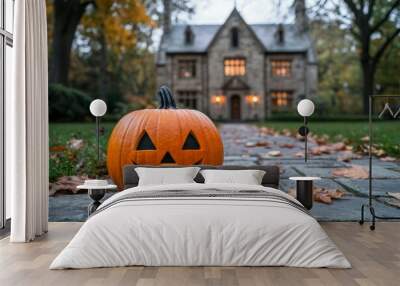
(230, 95), (241, 120)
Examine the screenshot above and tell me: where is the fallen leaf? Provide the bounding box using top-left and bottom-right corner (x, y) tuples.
(245, 142), (257, 147)
(289, 187), (345, 205)
(331, 142), (346, 151)
(337, 151), (362, 162)
(294, 152), (304, 158)
(50, 145), (66, 152)
(327, 189), (345, 199)
(361, 136), (370, 143)
(332, 165), (369, 179)
(281, 129), (292, 137)
(375, 149), (386, 157)
(313, 134), (329, 145)
(380, 156), (397, 162)
(49, 175), (88, 196)
(314, 191), (332, 204)
(267, 150), (282, 157)
(68, 139), (84, 150)
(311, 146), (331, 155)
(279, 143), (295, 149)
(256, 141), (271, 147)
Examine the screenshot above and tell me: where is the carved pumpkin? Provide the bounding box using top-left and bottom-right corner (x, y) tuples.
(107, 86), (224, 188)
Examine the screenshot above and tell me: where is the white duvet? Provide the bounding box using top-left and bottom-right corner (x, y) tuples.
(50, 183), (351, 269)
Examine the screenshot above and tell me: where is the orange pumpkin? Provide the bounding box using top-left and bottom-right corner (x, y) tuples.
(107, 86), (224, 188)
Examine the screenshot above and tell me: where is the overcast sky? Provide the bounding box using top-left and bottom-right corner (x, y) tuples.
(176, 0), (296, 24)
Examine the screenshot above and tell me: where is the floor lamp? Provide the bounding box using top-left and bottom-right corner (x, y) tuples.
(89, 99), (107, 176)
(297, 99), (315, 162)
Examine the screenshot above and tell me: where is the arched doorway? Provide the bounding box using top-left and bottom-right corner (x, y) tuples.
(230, 95), (241, 120)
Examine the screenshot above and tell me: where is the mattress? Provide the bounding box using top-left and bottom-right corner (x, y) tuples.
(50, 183), (351, 269)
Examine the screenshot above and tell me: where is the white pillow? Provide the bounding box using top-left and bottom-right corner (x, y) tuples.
(200, 169), (266, 185)
(135, 167), (201, 186)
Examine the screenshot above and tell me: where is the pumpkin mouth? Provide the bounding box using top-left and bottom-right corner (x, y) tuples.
(161, 152), (176, 164)
(131, 158), (203, 165)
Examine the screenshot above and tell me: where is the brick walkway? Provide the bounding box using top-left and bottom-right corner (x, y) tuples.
(49, 123), (400, 222)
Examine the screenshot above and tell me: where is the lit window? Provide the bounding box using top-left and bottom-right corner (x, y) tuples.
(177, 91), (198, 109)
(224, 58), (246, 76)
(272, 91), (292, 107)
(271, 60), (292, 77)
(178, 60), (196, 78)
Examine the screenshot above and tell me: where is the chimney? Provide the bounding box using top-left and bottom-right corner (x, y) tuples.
(184, 25), (194, 45)
(163, 0), (171, 34)
(294, 0), (308, 33)
(275, 24), (285, 44)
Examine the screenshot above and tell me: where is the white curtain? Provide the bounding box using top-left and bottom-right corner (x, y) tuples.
(8, 0), (49, 242)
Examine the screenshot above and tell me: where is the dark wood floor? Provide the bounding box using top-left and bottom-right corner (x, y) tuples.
(0, 222), (399, 286)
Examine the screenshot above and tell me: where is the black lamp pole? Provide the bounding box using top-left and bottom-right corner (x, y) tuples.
(304, 116), (308, 163)
(96, 116), (100, 176)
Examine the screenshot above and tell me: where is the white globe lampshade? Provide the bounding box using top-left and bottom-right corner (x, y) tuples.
(297, 99), (315, 117)
(89, 99), (107, 117)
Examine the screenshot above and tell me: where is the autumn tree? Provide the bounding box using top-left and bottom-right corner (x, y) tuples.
(311, 19), (362, 113)
(49, 0), (94, 85)
(48, 0), (194, 86)
(312, 0), (400, 114)
(77, 0), (152, 99)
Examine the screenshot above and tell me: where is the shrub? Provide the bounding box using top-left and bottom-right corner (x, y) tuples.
(49, 84), (92, 122)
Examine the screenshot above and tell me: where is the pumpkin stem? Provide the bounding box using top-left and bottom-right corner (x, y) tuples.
(158, 85), (176, 109)
(158, 88), (166, 108)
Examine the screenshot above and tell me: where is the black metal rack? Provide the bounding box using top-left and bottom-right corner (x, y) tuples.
(359, 94), (400, 230)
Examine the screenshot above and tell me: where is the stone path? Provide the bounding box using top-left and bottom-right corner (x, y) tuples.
(220, 123), (400, 221)
(49, 123), (400, 222)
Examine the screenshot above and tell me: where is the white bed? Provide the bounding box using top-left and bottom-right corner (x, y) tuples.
(50, 183), (351, 269)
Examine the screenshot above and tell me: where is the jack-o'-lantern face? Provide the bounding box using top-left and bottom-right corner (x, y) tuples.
(133, 129), (203, 165)
(107, 86), (224, 188)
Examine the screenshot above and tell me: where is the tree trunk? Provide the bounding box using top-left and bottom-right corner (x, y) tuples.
(98, 28), (108, 100)
(50, 0), (89, 85)
(360, 57), (375, 115)
(162, 0), (171, 34)
(358, 20), (375, 115)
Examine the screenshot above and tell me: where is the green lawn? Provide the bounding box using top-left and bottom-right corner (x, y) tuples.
(262, 120), (400, 157)
(49, 122), (116, 182)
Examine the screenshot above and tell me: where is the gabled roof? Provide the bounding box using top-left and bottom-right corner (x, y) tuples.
(157, 9), (317, 65)
(222, 76), (250, 91)
(206, 8), (265, 54)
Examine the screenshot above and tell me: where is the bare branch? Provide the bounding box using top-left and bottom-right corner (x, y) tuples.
(371, 0), (400, 33)
(350, 26), (361, 39)
(343, 0), (360, 16)
(367, 0), (376, 19)
(372, 28), (400, 66)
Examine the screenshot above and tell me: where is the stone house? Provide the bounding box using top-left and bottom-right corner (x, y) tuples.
(156, 3), (317, 120)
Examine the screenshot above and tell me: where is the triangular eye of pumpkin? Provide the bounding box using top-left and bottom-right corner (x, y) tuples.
(161, 152), (176, 163)
(182, 132), (200, 150)
(137, 131), (156, 150)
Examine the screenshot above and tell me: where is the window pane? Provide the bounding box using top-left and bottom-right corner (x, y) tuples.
(5, 0), (14, 33)
(5, 43), (12, 219)
(272, 91), (292, 107)
(177, 91), (198, 109)
(271, 60), (292, 77)
(224, 58), (246, 76)
(0, 38), (3, 227)
(178, 60), (196, 78)
(0, 0), (2, 29)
